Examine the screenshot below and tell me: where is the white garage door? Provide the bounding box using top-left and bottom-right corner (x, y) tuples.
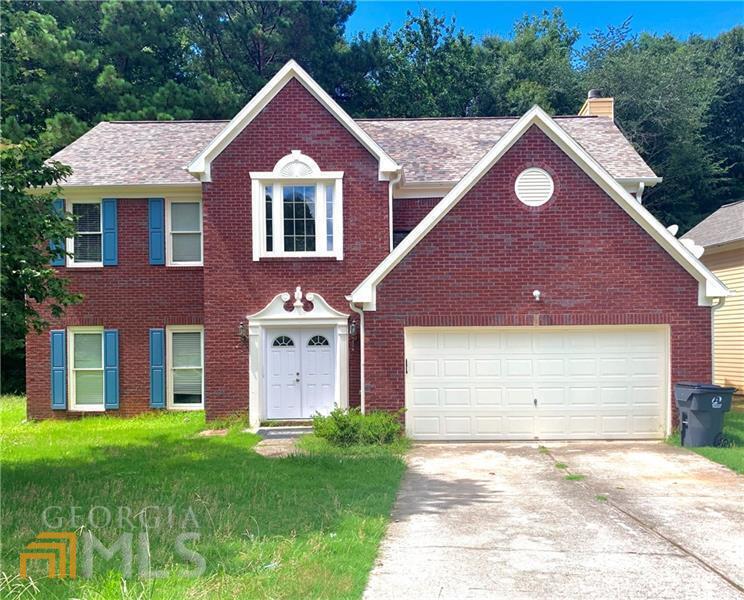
(405, 327), (669, 440)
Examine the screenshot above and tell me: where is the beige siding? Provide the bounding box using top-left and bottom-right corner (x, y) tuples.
(704, 247), (744, 390)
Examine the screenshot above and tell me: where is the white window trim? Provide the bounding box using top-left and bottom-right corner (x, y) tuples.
(68, 326), (105, 412)
(166, 325), (205, 411)
(251, 151), (344, 261)
(166, 199), (203, 267)
(65, 199), (103, 268)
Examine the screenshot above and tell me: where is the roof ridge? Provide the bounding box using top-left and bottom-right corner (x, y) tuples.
(107, 120), (230, 124)
(357, 115), (595, 122)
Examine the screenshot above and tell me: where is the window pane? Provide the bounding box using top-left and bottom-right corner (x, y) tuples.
(75, 371), (104, 405)
(171, 203), (200, 232)
(74, 333), (102, 368)
(326, 185), (334, 251)
(172, 332), (201, 367)
(173, 369), (202, 403)
(73, 203), (101, 233)
(265, 185), (273, 252)
(283, 185), (316, 252)
(172, 233), (202, 262)
(74, 233), (102, 262)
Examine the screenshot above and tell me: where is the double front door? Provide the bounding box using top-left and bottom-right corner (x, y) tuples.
(267, 328), (335, 419)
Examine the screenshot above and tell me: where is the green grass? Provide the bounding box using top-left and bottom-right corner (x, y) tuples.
(668, 408), (744, 474)
(554, 462), (568, 470)
(564, 474), (586, 482)
(0, 396), (407, 599)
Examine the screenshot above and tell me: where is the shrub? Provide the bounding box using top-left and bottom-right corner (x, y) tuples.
(312, 408), (403, 446)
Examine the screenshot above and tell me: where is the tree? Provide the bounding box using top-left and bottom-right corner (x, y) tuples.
(344, 10), (485, 117)
(1, 142), (82, 392)
(582, 27), (722, 229)
(476, 9), (584, 116)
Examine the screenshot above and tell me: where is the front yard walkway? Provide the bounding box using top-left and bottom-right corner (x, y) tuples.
(365, 441), (744, 600)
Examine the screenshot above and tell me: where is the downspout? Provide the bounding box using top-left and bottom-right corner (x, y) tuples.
(388, 170), (403, 252)
(346, 296), (365, 414)
(710, 296), (727, 383)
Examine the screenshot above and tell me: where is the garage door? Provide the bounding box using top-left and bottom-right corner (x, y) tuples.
(405, 327), (668, 440)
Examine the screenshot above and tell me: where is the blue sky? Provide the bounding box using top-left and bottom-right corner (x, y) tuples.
(346, 2), (743, 47)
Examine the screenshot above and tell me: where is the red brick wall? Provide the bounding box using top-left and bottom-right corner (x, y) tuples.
(364, 126), (711, 418)
(393, 198), (440, 231)
(201, 79), (389, 419)
(26, 199), (203, 419)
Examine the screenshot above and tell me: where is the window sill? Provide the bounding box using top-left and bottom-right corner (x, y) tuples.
(257, 255), (341, 262)
(165, 263), (204, 269)
(167, 405), (205, 412)
(66, 264), (104, 269)
(69, 406), (106, 413)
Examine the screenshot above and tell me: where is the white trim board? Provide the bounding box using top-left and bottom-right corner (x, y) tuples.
(351, 105), (730, 309)
(187, 60), (400, 183)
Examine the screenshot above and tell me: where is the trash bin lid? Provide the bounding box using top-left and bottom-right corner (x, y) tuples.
(675, 381), (737, 393)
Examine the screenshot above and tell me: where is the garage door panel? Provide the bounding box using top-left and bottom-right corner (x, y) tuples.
(406, 327), (667, 440)
(475, 359), (501, 376)
(474, 388), (502, 405)
(443, 360), (469, 376)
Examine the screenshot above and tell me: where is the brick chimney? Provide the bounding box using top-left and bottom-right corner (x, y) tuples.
(579, 89), (614, 120)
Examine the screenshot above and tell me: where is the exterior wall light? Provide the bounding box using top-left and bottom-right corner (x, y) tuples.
(533, 290), (541, 302)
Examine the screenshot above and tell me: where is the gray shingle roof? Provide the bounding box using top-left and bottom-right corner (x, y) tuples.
(357, 116), (657, 183)
(49, 121), (228, 186)
(49, 115), (657, 187)
(682, 200), (744, 248)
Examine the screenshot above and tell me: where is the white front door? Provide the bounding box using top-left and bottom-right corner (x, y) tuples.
(266, 329), (335, 419)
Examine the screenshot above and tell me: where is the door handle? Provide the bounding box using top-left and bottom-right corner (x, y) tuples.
(534, 398), (538, 407)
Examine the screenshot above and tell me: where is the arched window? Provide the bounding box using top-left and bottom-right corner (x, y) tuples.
(251, 150), (343, 260)
(272, 336), (294, 347)
(307, 335), (329, 347)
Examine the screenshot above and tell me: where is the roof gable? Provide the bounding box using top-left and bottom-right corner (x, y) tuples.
(351, 105), (729, 308)
(187, 60), (399, 182)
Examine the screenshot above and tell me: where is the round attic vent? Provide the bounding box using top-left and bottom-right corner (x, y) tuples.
(514, 168), (554, 207)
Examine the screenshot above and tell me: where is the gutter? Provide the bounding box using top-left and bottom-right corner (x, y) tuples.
(388, 170), (403, 251)
(346, 296), (365, 413)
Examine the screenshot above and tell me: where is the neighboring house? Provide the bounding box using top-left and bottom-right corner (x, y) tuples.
(27, 60), (730, 441)
(683, 201), (744, 393)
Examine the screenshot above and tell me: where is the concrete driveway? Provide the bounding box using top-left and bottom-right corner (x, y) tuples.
(364, 442), (744, 599)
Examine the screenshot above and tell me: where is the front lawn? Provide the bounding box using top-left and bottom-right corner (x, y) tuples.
(0, 396), (406, 599)
(669, 404), (744, 474)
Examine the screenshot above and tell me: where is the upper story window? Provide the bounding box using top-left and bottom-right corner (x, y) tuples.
(67, 200), (102, 266)
(166, 200), (203, 266)
(250, 151), (343, 260)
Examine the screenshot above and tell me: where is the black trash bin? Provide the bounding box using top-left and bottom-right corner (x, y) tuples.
(674, 382), (736, 447)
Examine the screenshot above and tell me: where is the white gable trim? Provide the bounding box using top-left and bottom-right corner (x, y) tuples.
(352, 105), (729, 309)
(187, 60), (400, 182)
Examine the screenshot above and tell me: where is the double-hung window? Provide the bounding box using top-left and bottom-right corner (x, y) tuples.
(251, 150), (343, 260)
(167, 200), (203, 265)
(167, 326), (204, 409)
(67, 200), (102, 266)
(69, 327), (105, 411)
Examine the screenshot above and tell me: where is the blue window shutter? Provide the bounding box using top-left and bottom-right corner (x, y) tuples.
(149, 328), (165, 408)
(103, 329), (120, 410)
(50, 199), (65, 266)
(102, 198), (118, 266)
(50, 330), (67, 409)
(148, 198), (165, 265)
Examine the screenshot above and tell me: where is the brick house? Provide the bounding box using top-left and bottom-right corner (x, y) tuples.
(27, 61), (730, 440)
